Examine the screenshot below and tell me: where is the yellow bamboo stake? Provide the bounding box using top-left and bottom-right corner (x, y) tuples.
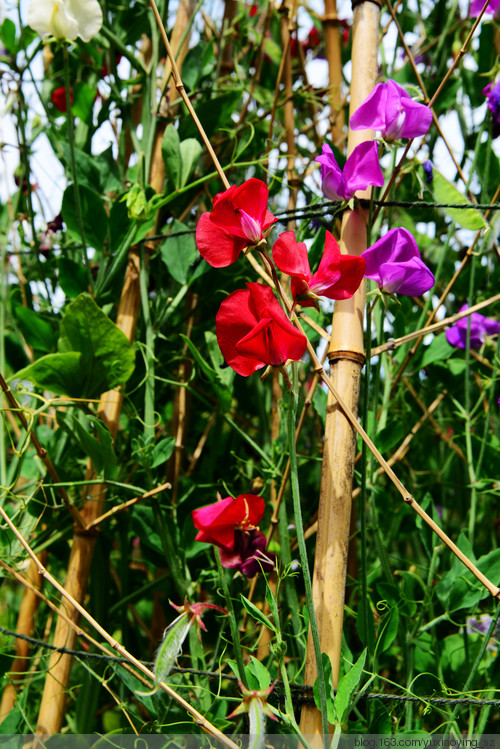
(300, 0), (381, 735)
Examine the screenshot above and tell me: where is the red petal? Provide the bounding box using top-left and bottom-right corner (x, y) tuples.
(196, 213), (247, 268)
(272, 231), (311, 279)
(320, 255), (366, 300)
(192, 495), (265, 549)
(216, 288), (264, 376)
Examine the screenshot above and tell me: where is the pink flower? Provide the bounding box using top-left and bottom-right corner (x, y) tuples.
(350, 79), (432, 141)
(469, 0), (500, 16)
(196, 179), (277, 268)
(191, 495), (276, 578)
(215, 283), (307, 376)
(446, 305), (500, 349)
(315, 141), (384, 201)
(192, 494), (265, 549)
(272, 230), (366, 308)
(361, 227), (435, 296)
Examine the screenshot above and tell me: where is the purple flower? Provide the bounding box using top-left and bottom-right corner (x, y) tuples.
(445, 305), (500, 349)
(315, 141), (384, 201)
(466, 614), (500, 651)
(218, 529), (276, 578)
(483, 81), (500, 139)
(350, 79), (432, 141)
(469, 0), (500, 17)
(361, 227), (435, 296)
(423, 159), (434, 183)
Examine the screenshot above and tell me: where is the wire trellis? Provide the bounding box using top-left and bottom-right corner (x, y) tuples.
(1, 626), (499, 710)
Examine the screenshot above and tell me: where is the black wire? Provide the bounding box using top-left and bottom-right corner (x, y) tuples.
(1, 626), (499, 708)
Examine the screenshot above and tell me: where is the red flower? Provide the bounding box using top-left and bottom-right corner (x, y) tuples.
(192, 494), (265, 550)
(215, 282), (307, 376)
(192, 495), (276, 578)
(196, 179), (277, 268)
(272, 230), (366, 308)
(51, 86), (73, 113)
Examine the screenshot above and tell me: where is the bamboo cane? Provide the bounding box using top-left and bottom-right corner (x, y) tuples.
(35, 4), (197, 732)
(300, 0), (381, 735)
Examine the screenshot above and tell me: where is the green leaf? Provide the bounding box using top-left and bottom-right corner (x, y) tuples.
(159, 220), (198, 285)
(312, 654), (336, 724)
(150, 437), (175, 469)
(56, 411), (117, 477)
(153, 612), (192, 686)
(376, 421), (406, 454)
(14, 294), (135, 398)
(60, 142), (101, 192)
(429, 167), (488, 231)
(72, 82), (96, 122)
(181, 335), (232, 412)
(62, 184), (108, 251)
(248, 656), (272, 690)
(437, 545), (500, 613)
(162, 124), (182, 190)
(12, 304), (58, 354)
(240, 595), (277, 632)
(0, 19), (17, 54)
(376, 607), (399, 655)
(179, 138), (202, 188)
(334, 648), (367, 724)
(419, 335), (454, 369)
(58, 257), (89, 298)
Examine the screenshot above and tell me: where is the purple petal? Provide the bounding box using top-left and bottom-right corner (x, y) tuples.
(315, 145), (348, 200)
(343, 141), (385, 195)
(375, 257), (435, 295)
(399, 97), (433, 138)
(362, 227), (419, 276)
(350, 82), (389, 131)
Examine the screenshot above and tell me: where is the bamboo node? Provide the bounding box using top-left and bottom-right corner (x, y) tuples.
(327, 349), (366, 366)
(321, 14), (341, 23)
(404, 496), (414, 504)
(352, 0), (382, 8)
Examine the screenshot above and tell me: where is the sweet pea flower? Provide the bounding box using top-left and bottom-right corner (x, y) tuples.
(361, 227), (435, 296)
(192, 494), (265, 549)
(192, 494), (276, 577)
(315, 141), (384, 201)
(215, 283), (307, 376)
(350, 80), (432, 141)
(196, 178), (277, 268)
(483, 81), (500, 139)
(28, 0), (103, 43)
(469, 0), (500, 16)
(272, 230), (365, 308)
(445, 305), (500, 349)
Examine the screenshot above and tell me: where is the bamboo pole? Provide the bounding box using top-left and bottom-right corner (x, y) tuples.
(300, 0), (381, 735)
(35, 4), (197, 732)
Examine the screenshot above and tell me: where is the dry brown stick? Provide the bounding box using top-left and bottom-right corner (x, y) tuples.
(322, 0), (344, 142)
(299, 0), (381, 734)
(0, 507), (239, 748)
(402, 378), (466, 462)
(303, 391), (446, 541)
(186, 412), (216, 476)
(0, 546), (237, 749)
(84, 482), (172, 532)
(371, 293), (500, 356)
(0, 552), (47, 719)
(149, 0), (230, 191)
(0, 373), (85, 528)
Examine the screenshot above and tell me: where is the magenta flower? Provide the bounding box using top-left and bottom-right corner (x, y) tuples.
(350, 80), (432, 141)
(483, 81), (500, 139)
(469, 0), (500, 16)
(191, 494), (276, 578)
(315, 141), (384, 201)
(361, 227), (434, 296)
(445, 305), (500, 349)
(272, 230), (366, 308)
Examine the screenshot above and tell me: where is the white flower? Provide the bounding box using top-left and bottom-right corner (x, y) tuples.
(27, 0), (103, 43)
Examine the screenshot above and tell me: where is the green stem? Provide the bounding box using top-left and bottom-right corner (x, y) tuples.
(286, 366), (329, 740)
(214, 551), (248, 688)
(466, 252), (477, 543)
(139, 247), (156, 440)
(62, 43), (93, 292)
